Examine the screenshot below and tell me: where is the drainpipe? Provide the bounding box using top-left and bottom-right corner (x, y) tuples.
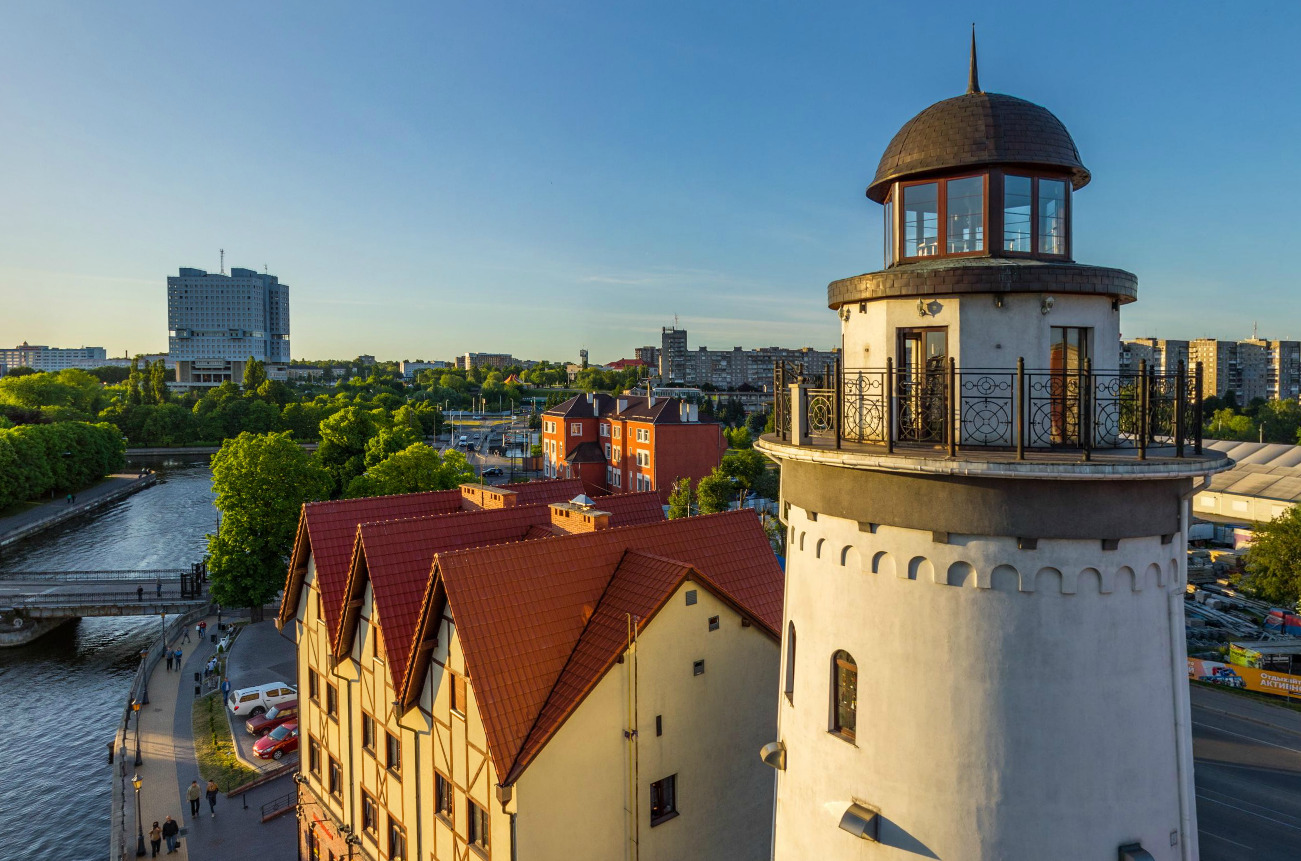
(1172, 474), (1210, 861)
(345, 676), (357, 844)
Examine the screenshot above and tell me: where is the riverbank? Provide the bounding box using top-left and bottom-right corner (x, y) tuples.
(127, 443), (317, 457)
(0, 473), (158, 551)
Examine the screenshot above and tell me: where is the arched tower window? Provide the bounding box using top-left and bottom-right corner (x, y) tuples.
(831, 650), (857, 740)
(784, 623), (797, 703)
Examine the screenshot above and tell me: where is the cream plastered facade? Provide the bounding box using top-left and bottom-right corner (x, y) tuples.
(770, 499), (1199, 861)
(290, 559), (779, 861)
(515, 582), (777, 861)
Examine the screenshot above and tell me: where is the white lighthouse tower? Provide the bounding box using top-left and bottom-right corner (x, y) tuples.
(757, 42), (1230, 861)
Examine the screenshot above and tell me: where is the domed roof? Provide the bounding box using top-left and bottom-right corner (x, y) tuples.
(866, 91), (1090, 202)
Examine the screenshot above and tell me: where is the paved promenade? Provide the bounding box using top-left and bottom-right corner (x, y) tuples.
(0, 473), (156, 550)
(128, 615), (297, 860)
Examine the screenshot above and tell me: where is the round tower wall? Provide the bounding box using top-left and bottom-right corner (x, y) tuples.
(774, 501), (1189, 860)
(841, 292), (1119, 372)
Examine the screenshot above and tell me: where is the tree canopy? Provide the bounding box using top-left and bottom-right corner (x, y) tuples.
(207, 431), (332, 615)
(1243, 506), (1301, 608)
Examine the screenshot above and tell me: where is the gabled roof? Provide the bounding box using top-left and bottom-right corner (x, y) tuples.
(544, 393), (615, 419)
(403, 509), (782, 786)
(336, 491), (666, 692)
(278, 489), (464, 636)
(563, 441), (605, 465)
(277, 479), (585, 638)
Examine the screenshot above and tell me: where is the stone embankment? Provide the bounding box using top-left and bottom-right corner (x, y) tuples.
(0, 473), (158, 551)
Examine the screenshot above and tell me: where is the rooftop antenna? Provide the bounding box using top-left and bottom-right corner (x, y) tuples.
(219, 248), (225, 275)
(968, 24), (981, 94)
(1253, 320), (1258, 340)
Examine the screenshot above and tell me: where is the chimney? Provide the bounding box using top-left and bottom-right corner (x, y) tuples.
(680, 400), (697, 422)
(549, 501), (613, 534)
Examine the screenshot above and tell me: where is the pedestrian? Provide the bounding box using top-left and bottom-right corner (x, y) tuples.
(156, 577), (162, 598)
(137, 585), (144, 601)
(199, 620), (207, 638)
(161, 816), (179, 854)
(187, 779), (201, 816)
(181, 626), (190, 644)
(221, 677), (231, 700)
(149, 821), (161, 858)
(206, 778), (219, 817)
(66, 493), (72, 504)
(165, 651), (173, 671)
(174, 647), (182, 668)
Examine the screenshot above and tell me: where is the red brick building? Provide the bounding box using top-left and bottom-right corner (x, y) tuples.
(540, 394), (727, 501)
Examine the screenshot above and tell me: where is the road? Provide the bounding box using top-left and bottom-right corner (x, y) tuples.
(1193, 684), (1301, 860)
(440, 413), (537, 485)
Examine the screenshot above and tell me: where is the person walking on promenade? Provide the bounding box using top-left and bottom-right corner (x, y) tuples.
(199, 620), (207, 639)
(206, 778), (220, 817)
(174, 647), (182, 669)
(187, 779), (201, 817)
(181, 625), (190, 644)
(221, 677), (231, 700)
(161, 816), (179, 854)
(149, 821), (161, 858)
(165, 650), (173, 672)
(137, 585), (144, 602)
(155, 577), (162, 598)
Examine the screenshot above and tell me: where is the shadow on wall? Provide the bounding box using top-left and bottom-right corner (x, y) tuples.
(878, 814), (940, 859)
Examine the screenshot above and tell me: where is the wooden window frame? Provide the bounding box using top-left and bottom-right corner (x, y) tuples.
(308, 669), (320, 704)
(308, 735), (322, 776)
(387, 817), (406, 861)
(360, 789), (379, 835)
(385, 730), (401, 777)
(325, 683), (338, 720)
(1000, 172), (1072, 261)
(434, 771), (454, 823)
(467, 799), (490, 852)
(450, 674), (467, 716)
(895, 173), (989, 263)
(328, 756), (343, 798)
(361, 712), (376, 755)
(831, 650), (858, 742)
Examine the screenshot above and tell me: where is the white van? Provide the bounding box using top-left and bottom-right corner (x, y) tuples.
(227, 681), (297, 716)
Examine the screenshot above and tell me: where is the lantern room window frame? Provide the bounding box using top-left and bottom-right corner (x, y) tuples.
(884, 170), (1072, 265)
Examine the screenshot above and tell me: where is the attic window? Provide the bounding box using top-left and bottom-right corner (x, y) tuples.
(685, 590), (697, 606)
(708, 616), (719, 632)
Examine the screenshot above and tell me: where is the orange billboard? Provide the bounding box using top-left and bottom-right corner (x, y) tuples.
(1188, 657), (1301, 698)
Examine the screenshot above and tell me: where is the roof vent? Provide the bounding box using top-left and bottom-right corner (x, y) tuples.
(570, 494), (596, 509)
(838, 803), (880, 841)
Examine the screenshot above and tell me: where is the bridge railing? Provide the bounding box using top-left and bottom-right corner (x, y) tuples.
(13, 590), (208, 606)
(0, 568), (191, 582)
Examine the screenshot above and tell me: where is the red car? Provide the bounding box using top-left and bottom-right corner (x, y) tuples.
(246, 700), (298, 736)
(252, 720), (299, 760)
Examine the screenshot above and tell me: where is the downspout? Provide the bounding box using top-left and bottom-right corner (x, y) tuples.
(345, 672), (357, 843)
(1173, 474), (1210, 861)
(625, 613), (640, 861)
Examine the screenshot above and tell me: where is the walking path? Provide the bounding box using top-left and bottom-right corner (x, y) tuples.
(128, 614), (297, 860)
(0, 473), (156, 549)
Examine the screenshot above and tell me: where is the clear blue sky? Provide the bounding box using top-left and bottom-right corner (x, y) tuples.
(1, 1), (1298, 362)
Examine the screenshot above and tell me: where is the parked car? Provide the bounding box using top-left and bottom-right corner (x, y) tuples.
(246, 700), (298, 735)
(227, 682), (297, 717)
(482, 467), (503, 477)
(252, 720), (299, 760)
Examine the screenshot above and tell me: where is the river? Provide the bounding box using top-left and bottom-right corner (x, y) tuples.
(0, 460), (216, 860)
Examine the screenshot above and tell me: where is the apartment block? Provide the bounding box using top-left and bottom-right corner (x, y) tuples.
(278, 479), (780, 861)
(1187, 338), (1300, 403)
(541, 393), (727, 501)
(656, 327), (837, 391)
(167, 266), (290, 387)
(458, 353), (515, 370)
(1118, 338), (1188, 376)
(0, 342), (107, 374)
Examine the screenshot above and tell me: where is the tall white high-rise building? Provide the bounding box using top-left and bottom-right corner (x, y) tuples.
(167, 266), (290, 386)
(757, 43), (1230, 861)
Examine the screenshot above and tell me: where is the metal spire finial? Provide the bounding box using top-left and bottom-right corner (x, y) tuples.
(968, 24), (981, 94)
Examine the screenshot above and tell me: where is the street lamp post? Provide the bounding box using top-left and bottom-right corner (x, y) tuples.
(132, 700), (143, 766)
(133, 773), (146, 857)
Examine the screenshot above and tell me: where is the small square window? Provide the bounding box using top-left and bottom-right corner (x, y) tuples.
(650, 774), (678, 825)
(708, 615), (719, 632)
(685, 590), (697, 606)
(693, 660), (705, 676)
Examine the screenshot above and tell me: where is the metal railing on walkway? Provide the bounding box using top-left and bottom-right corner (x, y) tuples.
(773, 357), (1204, 460)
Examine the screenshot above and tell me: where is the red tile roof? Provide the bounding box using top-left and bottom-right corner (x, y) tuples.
(410, 509), (782, 785)
(277, 478), (585, 639)
(279, 488), (464, 636)
(336, 491), (665, 692)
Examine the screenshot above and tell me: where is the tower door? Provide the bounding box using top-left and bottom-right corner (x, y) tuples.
(897, 328), (948, 444)
(1048, 326), (1090, 445)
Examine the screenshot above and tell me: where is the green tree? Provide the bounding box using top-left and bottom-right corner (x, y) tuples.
(667, 478), (694, 519)
(696, 469), (735, 515)
(1243, 506), (1301, 608)
(208, 431), (331, 618)
(243, 357), (268, 392)
(149, 360), (170, 405)
(316, 406), (381, 495)
(745, 409), (769, 437)
(364, 425), (422, 468)
(126, 357), (143, 406)
(725, 426), (753, 450)
(344, 444), (474, 498)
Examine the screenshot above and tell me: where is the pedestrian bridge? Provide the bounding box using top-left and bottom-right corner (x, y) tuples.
(0, 566), (211, 623)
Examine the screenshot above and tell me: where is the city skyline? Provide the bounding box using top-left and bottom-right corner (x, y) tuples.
(2, 2), (1299, 358)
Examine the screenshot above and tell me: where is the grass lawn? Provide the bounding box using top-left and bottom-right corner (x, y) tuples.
(191, 692), (257, 790)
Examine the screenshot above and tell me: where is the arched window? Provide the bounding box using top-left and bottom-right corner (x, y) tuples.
(831, 650), (857, 740)
(784, 623), (796, 703)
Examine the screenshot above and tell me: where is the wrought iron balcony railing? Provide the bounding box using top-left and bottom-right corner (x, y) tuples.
(772, 358), (1203, 460)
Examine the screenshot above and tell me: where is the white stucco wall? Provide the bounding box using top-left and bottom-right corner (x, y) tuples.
(517, 582), (778, 861)
(773, 504), (1192, 861)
